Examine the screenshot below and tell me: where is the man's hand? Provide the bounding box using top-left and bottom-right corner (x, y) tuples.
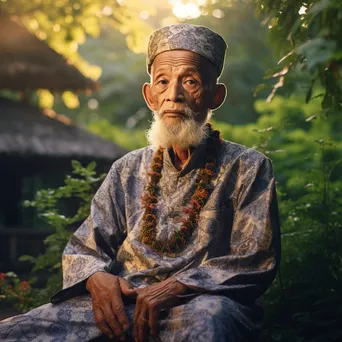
(86, 272), (136, 341)
(133, 277), (189, 342)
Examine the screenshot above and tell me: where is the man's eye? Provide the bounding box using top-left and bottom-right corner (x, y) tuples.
(185, 79), (197, 85)
(158, 79), (168, 85)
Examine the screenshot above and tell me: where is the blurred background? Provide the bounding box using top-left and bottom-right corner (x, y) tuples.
(0, 0), (341, 340)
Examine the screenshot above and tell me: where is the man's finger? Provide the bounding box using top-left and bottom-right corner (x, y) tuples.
(133, 296), (143, 342)
(119, 277), (137, 297)
(148, 302), (160, 339)
(137, 312), (149, 342)
(133, 306), (140, 341)
(93, 308), (115, 340)
(111, 296), (130, 332)
(133, 295), (142, 327)
(102, 302), (125, 340)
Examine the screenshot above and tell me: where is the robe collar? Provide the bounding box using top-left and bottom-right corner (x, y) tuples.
(163, 136), (209, 176)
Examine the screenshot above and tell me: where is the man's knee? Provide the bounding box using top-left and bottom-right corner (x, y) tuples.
(184, 295), (236, 328)
(181, 295), (261, 341)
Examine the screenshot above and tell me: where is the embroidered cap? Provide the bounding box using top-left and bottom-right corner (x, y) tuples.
(147, 24), (227, 77)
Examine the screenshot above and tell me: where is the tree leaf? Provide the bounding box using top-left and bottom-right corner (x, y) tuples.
(295, 39), (336, 70)
(86, 161), (97, 172)
(18, 255), (37, 264)
(71, 160), (82, 170)
(37, 89), (54, 108)
(62, 91), (80, 109)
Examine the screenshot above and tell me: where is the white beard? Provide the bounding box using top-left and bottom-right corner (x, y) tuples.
(146, 107), (212, 150)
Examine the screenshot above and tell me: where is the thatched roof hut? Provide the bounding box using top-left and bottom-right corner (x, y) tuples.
(0, 97), (126, 160)
(0, 16), (97, 92)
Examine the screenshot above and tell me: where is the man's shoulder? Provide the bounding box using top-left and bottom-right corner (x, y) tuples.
(220, 139), (270, 168)
(111, 146), (154, 172)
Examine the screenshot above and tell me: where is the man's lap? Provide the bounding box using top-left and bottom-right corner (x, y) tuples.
(0, 294), (262, 342)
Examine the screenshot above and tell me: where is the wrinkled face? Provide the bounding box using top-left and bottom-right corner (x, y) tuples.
(146, 50), (218, 125)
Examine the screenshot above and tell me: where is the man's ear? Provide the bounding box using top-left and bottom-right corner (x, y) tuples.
(142, 83), (157, 111)
(209, 83), (227, 110)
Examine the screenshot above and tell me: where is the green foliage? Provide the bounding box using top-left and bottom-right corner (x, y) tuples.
(18, 161), (105, 307)
(63, 32), (150, 126)
(2, 0), (154, 59)
(248, 0), (342, 115)
(245, 96), (342, 341)
(87, 119), (147, 150)
(262, 151), (342, 341)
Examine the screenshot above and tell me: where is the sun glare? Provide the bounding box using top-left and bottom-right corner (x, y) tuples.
(169, 0), (203, 19)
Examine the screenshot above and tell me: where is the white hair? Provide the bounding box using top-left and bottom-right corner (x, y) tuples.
(146, 107), (212, 150)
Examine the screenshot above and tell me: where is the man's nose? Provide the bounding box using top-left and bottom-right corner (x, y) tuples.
(166, 80), (184, 103)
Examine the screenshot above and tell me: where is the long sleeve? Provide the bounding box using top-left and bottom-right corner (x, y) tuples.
(51, 163), (126, 304)
(174, 156), (281, 303)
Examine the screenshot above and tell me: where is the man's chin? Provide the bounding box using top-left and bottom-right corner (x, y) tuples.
(162, 115), (187, 125)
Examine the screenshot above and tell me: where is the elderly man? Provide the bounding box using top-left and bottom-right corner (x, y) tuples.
(0, 24), (280, 342)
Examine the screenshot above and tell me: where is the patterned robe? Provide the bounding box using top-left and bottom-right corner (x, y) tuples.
(0, 138), (281, 341)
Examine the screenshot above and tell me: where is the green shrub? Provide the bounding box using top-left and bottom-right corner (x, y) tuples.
(16, 161), (105, 309)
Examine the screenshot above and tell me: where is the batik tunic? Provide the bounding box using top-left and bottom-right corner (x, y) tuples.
(0, 138), (281, 341)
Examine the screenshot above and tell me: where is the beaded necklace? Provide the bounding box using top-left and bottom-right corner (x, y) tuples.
(139, 124), (221, 254)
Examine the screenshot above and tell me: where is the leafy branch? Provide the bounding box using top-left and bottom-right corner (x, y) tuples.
(19, 161), (105, 306)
